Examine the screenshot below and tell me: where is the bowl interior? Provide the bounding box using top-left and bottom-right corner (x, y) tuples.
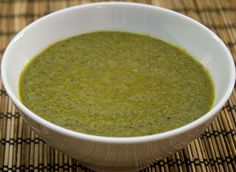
(2, 3), (234, 118)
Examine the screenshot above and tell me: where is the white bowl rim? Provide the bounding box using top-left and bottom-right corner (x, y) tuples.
(1, 2), (235, 144)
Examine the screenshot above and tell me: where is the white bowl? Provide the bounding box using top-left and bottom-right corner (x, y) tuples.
(1, 2), (235, 172)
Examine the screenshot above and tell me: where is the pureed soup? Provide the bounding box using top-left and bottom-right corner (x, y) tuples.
(19, 31), (214, 137)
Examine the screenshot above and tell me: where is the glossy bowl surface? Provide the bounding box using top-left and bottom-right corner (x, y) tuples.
(1, 2), (235, 172)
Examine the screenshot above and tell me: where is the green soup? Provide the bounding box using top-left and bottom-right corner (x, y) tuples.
(19, 31), (214, 137)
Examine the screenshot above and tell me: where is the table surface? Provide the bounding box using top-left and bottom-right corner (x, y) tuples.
(0, 0), (236, 171)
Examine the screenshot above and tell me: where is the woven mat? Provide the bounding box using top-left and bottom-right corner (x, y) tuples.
(0, 0), (236, 171)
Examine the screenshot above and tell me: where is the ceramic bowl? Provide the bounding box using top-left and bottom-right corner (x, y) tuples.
(1, 2), (235, 172)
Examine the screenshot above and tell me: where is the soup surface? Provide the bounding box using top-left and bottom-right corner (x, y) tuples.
(19, 31), (214, 137)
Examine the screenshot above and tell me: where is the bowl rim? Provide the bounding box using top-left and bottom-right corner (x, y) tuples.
(1, 2), (235, 144)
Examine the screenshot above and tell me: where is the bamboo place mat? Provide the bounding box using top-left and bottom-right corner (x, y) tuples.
(0, 0), (236, 172)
